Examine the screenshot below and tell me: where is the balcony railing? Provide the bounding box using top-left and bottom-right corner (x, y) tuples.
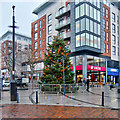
(55, 19), (70, 30)
(60, 31), (71, 40)
(55, 6), (70, 18)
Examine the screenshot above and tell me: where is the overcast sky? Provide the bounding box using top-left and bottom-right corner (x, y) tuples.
(0, 0), (47, 38)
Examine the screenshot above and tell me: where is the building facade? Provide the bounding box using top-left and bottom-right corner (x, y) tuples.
(0, 31), (31, 79)
(31, 0), (120, 83)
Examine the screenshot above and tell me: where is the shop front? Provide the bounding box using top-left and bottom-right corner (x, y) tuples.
(107, 68), (119, 84)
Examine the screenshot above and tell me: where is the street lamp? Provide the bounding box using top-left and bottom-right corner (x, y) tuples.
(9, 5), (18, 101)
(62, 56), (65, 95)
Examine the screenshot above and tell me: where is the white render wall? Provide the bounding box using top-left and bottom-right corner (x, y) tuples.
(110, 4), (120, 61)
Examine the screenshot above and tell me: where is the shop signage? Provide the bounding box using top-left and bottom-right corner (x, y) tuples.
(107, 68), (119, 76)
(71, 65), (106, 71)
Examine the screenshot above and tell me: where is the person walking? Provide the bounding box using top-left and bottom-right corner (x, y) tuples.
(86, 78), (89, 91)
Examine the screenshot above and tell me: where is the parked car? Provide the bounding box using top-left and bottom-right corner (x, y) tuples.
(3, 81), (10, 87)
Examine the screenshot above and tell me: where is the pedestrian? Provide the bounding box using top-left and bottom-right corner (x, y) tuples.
(86, 78), (89, 92)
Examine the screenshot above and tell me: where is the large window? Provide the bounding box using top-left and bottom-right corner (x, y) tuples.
(85, 4), (89, 16)
(34, 23), (37, 31)
(48, 14), (52, 24)
(80, 4), (85, 17)
(112, 46), (116, 55)
(76, 35), (80, 47)
(112, 13), (115, 22)
(34, 42), (37, 49)
(90, 6), (93, 18)
(34, 32), (38, 40)
(117, 26), (119, 35)
(90, 20), (93, 32)
(40, 50), (41, 58)
(59, 7), (64, 15)
(117, 16), (119, 24)
(40, 40), (41, 48)
(112, 24), (116, 33)
(112, 35), (116, 44)
(98, 37), (100, 49)
(94, 22), (97, 34)
(81, 18), (85, 31)
(86, 18), (89, 31)
(48, 25), (52, 34)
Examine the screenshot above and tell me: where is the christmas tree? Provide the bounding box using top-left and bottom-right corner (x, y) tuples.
(41, 35), (74, 84)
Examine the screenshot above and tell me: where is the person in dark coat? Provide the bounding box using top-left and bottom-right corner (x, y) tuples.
(86, 78), (89, 91)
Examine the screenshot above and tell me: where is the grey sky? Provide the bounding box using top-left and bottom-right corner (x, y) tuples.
(0, 0), (46, 38)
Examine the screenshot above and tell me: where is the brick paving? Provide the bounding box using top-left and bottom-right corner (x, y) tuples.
(0, 104), (119, 119)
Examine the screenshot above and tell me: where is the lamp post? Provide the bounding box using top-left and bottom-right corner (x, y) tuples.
(62, 56), (65, 95)
(9, 6), (18, 101)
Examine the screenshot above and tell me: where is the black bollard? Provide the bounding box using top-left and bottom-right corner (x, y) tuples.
(36, 91), (38, 104)
(17, 92), (19, 103)
(102, 92), (104, 106)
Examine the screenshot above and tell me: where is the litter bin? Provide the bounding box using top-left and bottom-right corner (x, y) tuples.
(10, 82), (17, 101)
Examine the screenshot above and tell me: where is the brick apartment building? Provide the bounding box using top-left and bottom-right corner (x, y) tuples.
(31, 0), (120, 83)
(0, 31), (31, 79)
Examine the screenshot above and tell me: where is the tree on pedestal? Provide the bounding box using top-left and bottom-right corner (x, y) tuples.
(41, 35), (74, 84)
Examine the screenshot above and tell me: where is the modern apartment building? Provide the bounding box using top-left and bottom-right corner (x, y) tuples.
(31, 0), (120, 83)
(0, 31), (31, 79)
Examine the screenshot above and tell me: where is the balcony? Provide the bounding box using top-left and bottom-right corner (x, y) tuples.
(55, 19), (70, 31)
(55, 6), (70, 19)
(60, 31), (71, 40)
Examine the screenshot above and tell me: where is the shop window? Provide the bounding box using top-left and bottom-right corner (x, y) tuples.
(94, 57), (99, 66)
(76, 55), (83, 66)
(87, 55), (93, 66)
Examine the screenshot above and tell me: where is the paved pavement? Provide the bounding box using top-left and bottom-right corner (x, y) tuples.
(0, 85), (120, 119)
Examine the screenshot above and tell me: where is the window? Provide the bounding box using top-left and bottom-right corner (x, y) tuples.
(8, 49), (12, 54)
(40, 21), (41, 28)
(104, 43), (106, 52)
(17, 37), (21, 40)
(34, 42), (37, 49)
(43, 28), (44, 32)
(98, 37), (100, 49)
(40, 40), (41, 48)
(106, 21), (109, 30)
(94, 36), (98, 48)
(34, 51), (37, 59)
(43, 18), (44, 22)
(40, 31), (41, 38)
(48, 25), (52, 34)
(76, 35), (80, 47)
(81, 33), (85, 46)
(107, 44), (109, 53)
(112, 46), (116, 55)
(90, 6), (93, 18)
(90, 20), (93, 32)
(112, 35), (116, 44)
(94, 9), (97, 20)
(48, 14), (52, 24)
(86, 4), (89, 16)
(34, 32), (38, 40)
(76, 20), (80, 33)
(40, 50), (41, 58)
(59, 7), (64, 15)
(97, 10), (100, 22)
(48, 36), (52, 44)
(118, 37), (119, 46)
(112, 24), (115, 33)
(106, 32), (109, 42)
(117, 16), (119, 24)
(25, 45), (28, 49)
(24, 38), (27, 41)
(43, 38), (45, 42)
(94, 22), (97, 34)
(34, 23), (37, 31)
(90, 34), (93, 47)
(86, 18), (89, 31)
(106, 9), (108, 18)
(75, 6), (79, 19)
(3, 43), (5, 48)
(81, 18), (85, 31)
(117, 26), (119, 35)
(112, 13), (115, 22)
(43, 49), (44, 52)
(80, 4), (85, 17)
(86, 33), (89, 46)
(98, 24), (100, 35)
